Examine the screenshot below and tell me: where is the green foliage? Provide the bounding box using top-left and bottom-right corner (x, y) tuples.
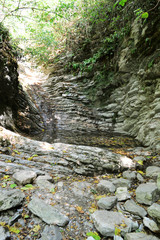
(114, 0), (128, 8)
(21, 184), (35, 190)
(10, 183), (17, 188)
(0, 0), (76, 64)
(0, 0), (157, 65)
(141, 12), (149, 19)
(0, 23), (9, 42)
(86, 231), (101, 240)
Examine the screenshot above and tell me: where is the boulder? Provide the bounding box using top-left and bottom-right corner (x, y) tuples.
(0, 226), (10, 240)
(116, 187), (131, 201)
(143, 217), (160, 233)
(96, 180), (115, 193)
(0, 189), (25, 211)
(40, 225), (62, 240)
(28, 197), (69, 226)
(122, 171), (136, 180)
(146, 166), (160, 178)
(13, 170), (37, 185)
(136, 183), (160, 205)
(124, 232), (159, 240)
(111, 178), (131, 189)
(124, 200), (147, 218)
(92, 210), (138, 237)
(147, 203), (160, 223)
(97, 196), (117, 210)
(157, 173), (160, 190)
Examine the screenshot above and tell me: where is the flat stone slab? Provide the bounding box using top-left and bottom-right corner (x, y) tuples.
(124, 200), (147, 218)
(97, 196), (117, 210)
(146, 166), (160, 178)
(40, 225), (62, 240)
(0, 189), (25, 211)
(111, 178), (131, 189)
(147, 203), (160, 223)
(0, 226), (10, 240)
(136, 183), (160, 205)
(35, 178), (55, 191)
(157, 173), (160, 190)
(71, 181), (92, 198)
(28, 197), (69, 226)
(143, 217), (160, 233)
(96, 180), (115, 193)
(124, 232), (159, 240)
(122, 170), (136, 180)
(13, 170), (37, 185)
(92, 210), (138, 237)
(116, 187), (131, 201)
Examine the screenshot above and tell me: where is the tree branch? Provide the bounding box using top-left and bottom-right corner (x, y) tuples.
(148, 0), (160, 12)
(9, 6), (68, 20)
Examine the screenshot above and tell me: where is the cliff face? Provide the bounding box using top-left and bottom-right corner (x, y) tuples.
(50, 2), (160, 150)
(0, 23), (19, 129)
(111, 17), (160, 150)
(0, 2), (160, 151)
(0, 23), (42, 135)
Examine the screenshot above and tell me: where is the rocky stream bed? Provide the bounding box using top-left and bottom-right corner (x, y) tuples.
(0, 62), (160, 240)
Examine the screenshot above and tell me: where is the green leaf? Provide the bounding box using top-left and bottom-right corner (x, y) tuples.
(119, 0), (127, 7)
(115, 227), (121, 235)
(8, 226), (20, 234)
(141, 12), (149, 19)
(13, 150), (21, 154)
(137, 160), (143, 165)
(10, 184), (17, 189)
(21, 184), (35, 190)
(86, 232), (101, 240)
(50, 188), (55, 193)
(2, 183), (6, 188)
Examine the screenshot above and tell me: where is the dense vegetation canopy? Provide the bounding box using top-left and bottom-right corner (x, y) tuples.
(0, 0), (159, 65)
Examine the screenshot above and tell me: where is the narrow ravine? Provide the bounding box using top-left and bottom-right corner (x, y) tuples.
(0, 61), (160, 240)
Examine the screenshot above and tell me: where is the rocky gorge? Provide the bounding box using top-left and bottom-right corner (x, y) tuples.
(0, 2), (160, 240)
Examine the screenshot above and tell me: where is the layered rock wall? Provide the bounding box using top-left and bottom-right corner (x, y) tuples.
(47, 16), (160, 150)
(0, 24), (42, 135)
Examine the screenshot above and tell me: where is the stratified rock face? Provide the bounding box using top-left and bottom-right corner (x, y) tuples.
(0, 23), (43, 135)
(0, 23), (19, 130)
(0, 24), (18, 106)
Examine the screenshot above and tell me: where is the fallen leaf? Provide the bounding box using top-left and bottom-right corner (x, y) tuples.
(32, 224), (41, 232)
(10, 183), (17, 189)
(76, 206), (84, 214)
